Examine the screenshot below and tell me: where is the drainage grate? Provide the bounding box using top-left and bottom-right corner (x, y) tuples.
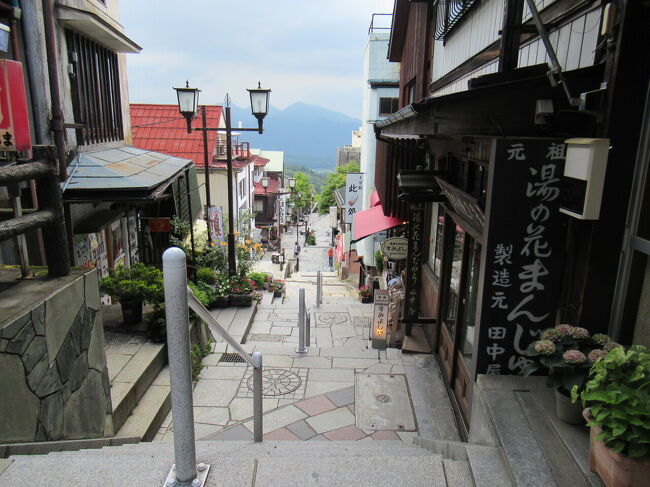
(218, 353), (247, 364)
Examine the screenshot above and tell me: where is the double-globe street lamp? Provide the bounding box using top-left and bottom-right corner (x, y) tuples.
(173, 82), (271, 276)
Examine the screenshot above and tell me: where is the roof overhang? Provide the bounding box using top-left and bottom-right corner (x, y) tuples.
(352, 205), (404, 243)
(387, 0), (410, 62)
(376, 63), (604, 139)
(62, 146), (192, 202)
(57, 4), (141, 53)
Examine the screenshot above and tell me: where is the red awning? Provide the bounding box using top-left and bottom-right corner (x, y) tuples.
(353, 205), (403, 242)
(370, 190), (381, 208)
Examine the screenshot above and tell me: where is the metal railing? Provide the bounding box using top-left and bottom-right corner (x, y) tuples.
(316, 269), (322, 308)
(162, 247), (263, 487)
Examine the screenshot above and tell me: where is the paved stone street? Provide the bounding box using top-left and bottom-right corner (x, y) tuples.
(154, 213), (460, 445)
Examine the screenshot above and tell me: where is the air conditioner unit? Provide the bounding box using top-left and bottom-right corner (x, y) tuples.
(560, 138), (610, 220)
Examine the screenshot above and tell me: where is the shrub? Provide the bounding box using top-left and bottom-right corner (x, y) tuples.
(247, 272), (267, 290)
(375, 250), (384, 272)
(573, 345), (650, 458)
(188, 281), (216, 308)
(196, 267), (217, 285)
(229, 276), (254, 295)
(100, 263), (163, 302)
(214, 273), (231, 296)
(306, 234), (316, 245)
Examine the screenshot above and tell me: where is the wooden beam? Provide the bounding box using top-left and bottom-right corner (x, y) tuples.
(0, 210), (56, 241)
(499, 0), (525, 72)
(0, 161), (52, 184)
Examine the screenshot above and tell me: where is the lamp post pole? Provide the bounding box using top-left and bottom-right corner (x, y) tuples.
(225, 105), (237, 277)
(201, 106), (212, 244)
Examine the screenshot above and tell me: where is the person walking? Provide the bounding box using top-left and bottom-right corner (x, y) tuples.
(328, 246), (334, 270)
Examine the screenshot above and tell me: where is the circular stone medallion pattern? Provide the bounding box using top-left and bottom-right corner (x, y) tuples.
(375, 393), (392, 404)
(247, 368), (302, 396)
(316, 313), (349, 325)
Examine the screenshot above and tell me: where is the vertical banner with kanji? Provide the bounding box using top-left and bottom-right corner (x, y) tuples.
(344, 173), (364, 224)
(278, 195), (286, 226)
(207, 206), (225, 242)
(475, 139), (566, 376)
(0, 60), (31, 152)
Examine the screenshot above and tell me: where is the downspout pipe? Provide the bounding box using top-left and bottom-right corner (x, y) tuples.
(41, 0), (67, 180)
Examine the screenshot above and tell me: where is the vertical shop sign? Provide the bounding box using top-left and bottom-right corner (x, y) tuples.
(344, 173), (363, 224)
(0, 60), (31, 152)
(372, 290), (390, 349)
(207, 206), (225, 242)
(404, 203), (425, 320)
(278, 195), (286, 226)
(476, 139), (566, 376)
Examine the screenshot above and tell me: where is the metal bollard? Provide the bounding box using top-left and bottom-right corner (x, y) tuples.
(316, 269), (322, 308)
(252, 352), (263, 443)
(163, 247), (201, 485)
(296, 287), (307, 353)
(305, 309), (310, 347)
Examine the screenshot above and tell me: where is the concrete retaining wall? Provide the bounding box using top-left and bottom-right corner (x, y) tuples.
(0, 269), (111, 443)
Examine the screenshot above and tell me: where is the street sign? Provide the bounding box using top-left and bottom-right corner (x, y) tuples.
(344, 173), (363, 224)
(381, 237), (408, 260)
(371, 290), (390, 349)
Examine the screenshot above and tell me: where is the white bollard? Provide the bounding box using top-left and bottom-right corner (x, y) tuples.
(252, 352), (263, 442)
(163, 247), (197, 485)
(296, 288), (307, 353)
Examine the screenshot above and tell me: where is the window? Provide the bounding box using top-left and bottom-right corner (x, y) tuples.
(378, 97), (399, 117)
(239, 178), (246, 199)
(434, 0), (480, 41)
(66, 30), (123, 145)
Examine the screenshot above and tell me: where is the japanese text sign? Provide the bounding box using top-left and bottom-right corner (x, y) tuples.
(475, 139), (566, 376)
(0, 60), (31, 152)
(344, 173), (364, 224)
(372, 289), (389, 349)
(208, 206), (225, 242)
(381, 237), (408, 260)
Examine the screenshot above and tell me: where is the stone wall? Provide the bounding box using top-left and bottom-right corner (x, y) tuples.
(0, 269), (111, 443)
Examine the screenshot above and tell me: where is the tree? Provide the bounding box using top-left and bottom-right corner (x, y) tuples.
(316, 161), (360, 214)
(288, 172), (314, 219)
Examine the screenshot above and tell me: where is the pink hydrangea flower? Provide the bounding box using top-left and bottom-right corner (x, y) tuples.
(588, 349), (608, 362)
(555, 324), (574, 336)
(571, 327), (590, 340)
(534, 340), (556, 355)
(541, 328), (562, 342)
(563, 349), (586, 364)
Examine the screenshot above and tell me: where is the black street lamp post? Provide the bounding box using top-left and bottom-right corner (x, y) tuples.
(174, 81), (271, 276)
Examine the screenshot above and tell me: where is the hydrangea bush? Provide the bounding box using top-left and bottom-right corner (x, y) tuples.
(524, 324), (616, 396)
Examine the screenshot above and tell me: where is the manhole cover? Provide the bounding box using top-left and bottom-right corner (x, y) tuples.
(316, 313), (349, 325)
(247, 368), (302, 396)
(375, 394), (392, 404)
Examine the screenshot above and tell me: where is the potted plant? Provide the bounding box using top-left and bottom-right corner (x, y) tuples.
(229, 275), (254, 306)
(523, 324), (609, 424)
(572, 345), (650, 487)
(268, 279), (285, 297)
(100, 263), (163, 326)
(358, 285), (372, 304)
(212, 273), (231, 308)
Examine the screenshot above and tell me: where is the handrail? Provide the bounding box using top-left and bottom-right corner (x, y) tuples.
(186, 287), (256, 368)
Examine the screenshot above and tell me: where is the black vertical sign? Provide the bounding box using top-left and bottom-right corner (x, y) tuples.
(475, 139), (566, 376)
(405, 203), (425, 321)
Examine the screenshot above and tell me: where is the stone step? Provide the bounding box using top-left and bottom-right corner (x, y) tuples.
(2, 447), (448, 487)
(114, 367), (171, 441)
(443, 458), (474, 487)
(109, 341), (167, 433)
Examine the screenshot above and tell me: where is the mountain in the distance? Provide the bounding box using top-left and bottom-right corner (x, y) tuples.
(229, 102), (360, 170)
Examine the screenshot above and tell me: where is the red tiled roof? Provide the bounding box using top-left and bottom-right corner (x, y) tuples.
(254, 177), (280, 195)
(130, 104), (223, 166)
(253, 156), (270, 167)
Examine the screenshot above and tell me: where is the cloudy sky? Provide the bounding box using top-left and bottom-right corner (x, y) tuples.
(120, 0), (396, 119)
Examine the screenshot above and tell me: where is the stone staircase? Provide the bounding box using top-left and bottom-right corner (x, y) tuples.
(1, 439), (479, 486)
(104, 332), (170, 441)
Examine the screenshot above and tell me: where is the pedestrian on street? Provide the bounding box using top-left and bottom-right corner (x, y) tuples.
(328, 246), (334, 270)
(294, 242), (300, 257)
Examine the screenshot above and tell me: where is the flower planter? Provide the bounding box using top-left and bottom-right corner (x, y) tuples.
(555, 389), (584, 425)
(273, 290), (283, 298)
(211, 295), (230, 308)
(229, 294), (253, 306)
(360, 296), (372, 304)
(120, 297), (143, 326)
(584, 409), (650, 487)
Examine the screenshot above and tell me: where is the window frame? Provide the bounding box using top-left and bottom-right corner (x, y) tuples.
(378, 97), (399, 117)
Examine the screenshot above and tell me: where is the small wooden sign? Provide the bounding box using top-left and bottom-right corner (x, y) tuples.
(149, 218), (171, 232)
(371, 290), (390, 350)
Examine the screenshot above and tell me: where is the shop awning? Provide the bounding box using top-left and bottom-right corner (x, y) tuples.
(352, 205), (403, 242)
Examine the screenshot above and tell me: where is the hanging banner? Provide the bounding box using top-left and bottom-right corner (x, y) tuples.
(278, 195), (286, 225)
(475, 138), (566, 376)
(207, 206), (225, 242)
(344, 173), (364, 224)
(404, 203), (424, 320)
(0, 60), (31, 152)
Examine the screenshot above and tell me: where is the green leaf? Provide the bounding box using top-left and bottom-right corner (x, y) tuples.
(629, 444), (648, 458)
(522, 363), (541, 377)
